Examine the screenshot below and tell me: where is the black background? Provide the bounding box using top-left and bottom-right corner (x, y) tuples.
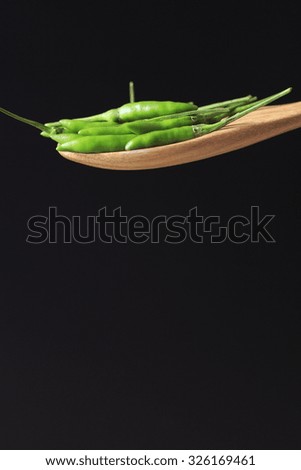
(1, 1), (300, 449)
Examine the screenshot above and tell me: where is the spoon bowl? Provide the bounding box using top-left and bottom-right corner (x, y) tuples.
(58, 102), (301, 170)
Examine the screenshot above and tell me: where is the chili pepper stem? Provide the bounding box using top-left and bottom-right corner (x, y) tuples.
(129, 81), (135, 103)
(194, 87), (292, 137)
(231, 94), (281, 114)
(197, 95), (255, 111)
(0, 106), (48, 132)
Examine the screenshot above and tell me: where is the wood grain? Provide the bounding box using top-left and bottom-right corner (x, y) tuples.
(58, 102), (301, 171)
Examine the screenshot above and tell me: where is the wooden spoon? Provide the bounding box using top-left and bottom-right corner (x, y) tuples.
(58, 102), (301, 171)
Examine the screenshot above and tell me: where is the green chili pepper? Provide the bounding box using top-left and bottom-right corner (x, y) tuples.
(141, 107), (228, 122)
(40, 131), (82, 143)
(59, 119), (120, 132)
(47, 106), (229, 130)
(125, 126), (195, 150)
(40, 131), (51, 138)
(127, 110), (230, 134)
(45, 121), (63, 128)
(127, 115), (196, 134)
(56, 134), (134, 153)
(125, 88), (292, 150)
(75, 101), (198, 123)
(75, 108), (120, 122)
(78, 124), (133, 135)
(116, 101), (198, 122)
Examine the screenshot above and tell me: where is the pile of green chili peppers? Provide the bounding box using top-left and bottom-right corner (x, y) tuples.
(0, 86), (292, 153)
